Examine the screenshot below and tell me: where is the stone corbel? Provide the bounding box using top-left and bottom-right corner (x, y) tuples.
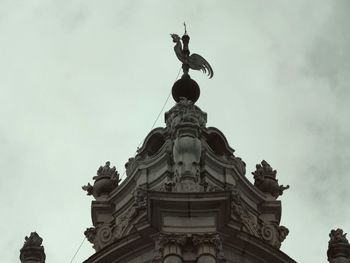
(260, 223), (289, 249)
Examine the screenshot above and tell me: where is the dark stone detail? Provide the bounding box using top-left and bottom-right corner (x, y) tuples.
(172, 74), (200, 103)
(84, 227), (97, 248)
(206, 132), (231, 156)
(20, 232), (46, 263)
(159, 181), (176, 192)
(124, 156), (140, 176)
(85, 187), (148, 251)
(171, 32), (214, 79)
(192, 233), (225, 259)
(138, 133), (166, 157)
(260, 223), (289, 249)
(165, 97), (207, 132)
(200, 177), (222, 192)
(230, 187), (289, 249)
(230, 156), (246, 175)
(114, 187), (147, 240)
(252, 160), (289, 199)
(231, 189), (260, 237)
(82, 161), (120, 199)
(153, 232), (187, 262)
(158, 232), (187, 247)
(327, 229), (350, 262)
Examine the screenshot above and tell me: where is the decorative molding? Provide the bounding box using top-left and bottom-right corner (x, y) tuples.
(159, 232), (187, 247)
(165, 97), (207, 132)
(114, 187), (147, 240)
(260, 223), (289, 249)
(84, 227), (97, 248)
(230, 189), (260, 238)
(84, 224), (114, 251)
(85, 186), (148, 251)
(153, 233), (187, 262)
(230, 187), (289, 249)
(193, 233), (225, 260)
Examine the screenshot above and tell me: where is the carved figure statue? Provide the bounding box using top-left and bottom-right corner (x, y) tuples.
(329, 229), (349, 244)
(171, 24), (213, 78)
(22, 232), (43, 248)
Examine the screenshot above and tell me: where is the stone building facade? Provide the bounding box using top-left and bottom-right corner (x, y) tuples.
(19, 80), (350, 263)
(18, 32), (350, 263)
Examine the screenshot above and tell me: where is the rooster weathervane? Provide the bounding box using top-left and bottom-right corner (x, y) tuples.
(171, 23), (214, 79)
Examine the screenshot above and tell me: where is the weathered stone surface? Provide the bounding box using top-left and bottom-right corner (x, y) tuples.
(81, 78), (294, 262)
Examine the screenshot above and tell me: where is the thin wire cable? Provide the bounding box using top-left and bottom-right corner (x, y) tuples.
(69, 236), (86, 263)
(120, 67), (182, 180)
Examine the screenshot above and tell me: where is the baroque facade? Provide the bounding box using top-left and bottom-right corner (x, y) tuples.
(19, 31), (350, 263)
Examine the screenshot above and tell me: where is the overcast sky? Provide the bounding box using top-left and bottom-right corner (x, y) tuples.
(1, 1), (349, 262)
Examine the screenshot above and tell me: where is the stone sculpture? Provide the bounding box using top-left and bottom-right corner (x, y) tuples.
(252, 160), (289, 199)
(82, 161), (120, 199)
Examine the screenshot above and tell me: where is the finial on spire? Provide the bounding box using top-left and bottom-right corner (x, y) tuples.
(170, 25), (214, 79)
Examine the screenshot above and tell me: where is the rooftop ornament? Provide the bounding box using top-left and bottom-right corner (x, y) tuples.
(20, 232), (46, 263)
(252, 160), (289, 199)
(171, 23), (214, 103)
(82, 161), (121, 200)
(327, 228), (350, 262)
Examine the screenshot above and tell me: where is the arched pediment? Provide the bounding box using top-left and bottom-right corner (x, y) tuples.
(203, 127), (235, 157)
(137, 128), (167, 157)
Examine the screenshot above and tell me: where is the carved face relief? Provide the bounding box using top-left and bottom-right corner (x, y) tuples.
(173, 136), (201, 182)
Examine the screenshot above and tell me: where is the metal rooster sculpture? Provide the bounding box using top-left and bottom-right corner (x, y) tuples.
(171, 24), (214, 79)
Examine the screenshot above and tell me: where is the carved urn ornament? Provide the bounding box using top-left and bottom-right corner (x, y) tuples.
(252, 160), (289, 199)
(20, 232), (46, 263)
(82, 161), (120, 200)
(327, 228), (350, 262)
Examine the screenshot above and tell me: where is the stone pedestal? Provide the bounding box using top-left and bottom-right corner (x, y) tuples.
(327, 229), (350, 263)
(19, 232), (45, 263)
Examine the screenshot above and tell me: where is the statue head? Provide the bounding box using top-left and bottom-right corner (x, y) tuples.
(171, 34), (181, 43)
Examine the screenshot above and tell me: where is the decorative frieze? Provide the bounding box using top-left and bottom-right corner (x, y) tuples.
(85, 186), (147, 251)
(231, 188), (260, 238)
(230, 187), (289, 249)
(114, 186), (147, 239)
